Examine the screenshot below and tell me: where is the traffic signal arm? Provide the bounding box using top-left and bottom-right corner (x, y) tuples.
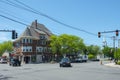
(98, 30), (119, 38)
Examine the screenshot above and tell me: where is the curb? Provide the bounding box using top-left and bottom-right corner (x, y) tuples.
(104, 63), (120, 68)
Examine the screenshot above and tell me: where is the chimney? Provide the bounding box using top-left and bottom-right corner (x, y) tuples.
(35, 20), (37, 29)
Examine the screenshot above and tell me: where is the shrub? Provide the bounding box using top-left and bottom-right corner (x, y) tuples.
(88, 54), (95, 60)
(117, 61), (120, 65)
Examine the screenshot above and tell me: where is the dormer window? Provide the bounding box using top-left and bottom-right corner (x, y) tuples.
(40, 35), (46, 40)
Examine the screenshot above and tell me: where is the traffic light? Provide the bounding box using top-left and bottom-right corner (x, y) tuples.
(16, 32), (18, 38)
(12, 30), (18, 39)
(116, 30), (119, 36)
(12, 30), (16, 39)
(98, 32), (101, 38)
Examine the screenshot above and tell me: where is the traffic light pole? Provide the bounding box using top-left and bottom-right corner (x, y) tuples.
(98, 30), (119, 63)
(0, 29), (18, 39)
(0, 30), (12, 32)
(98, 30), (120, 38)
(111, 36), (116, 48)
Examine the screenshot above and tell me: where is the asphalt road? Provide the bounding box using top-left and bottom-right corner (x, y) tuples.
(0, 61), (120, 80)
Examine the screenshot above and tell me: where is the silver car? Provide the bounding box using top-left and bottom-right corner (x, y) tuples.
(0, 58), (7, 64)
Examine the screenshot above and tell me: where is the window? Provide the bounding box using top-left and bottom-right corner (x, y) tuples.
(26, 49), (28, 52)
(26, 39), (28, 43)
(40, 35), (43, 39)
(23, 49), (25, 52)
(30, 39), (32, 43)
(41, 41), (46, 45)
(40, 35), (46, 40)
(22, 38), (25, 43)
(22, 46), (32, 52)
(30, 49), (32, 52)
(36, 47), (43, 52)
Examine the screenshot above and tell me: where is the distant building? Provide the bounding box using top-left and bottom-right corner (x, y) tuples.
(2, 50), (9, 58)
(13, 20), (53, 63)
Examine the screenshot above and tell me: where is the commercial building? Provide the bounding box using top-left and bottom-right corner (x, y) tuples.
(13, 20), (53, 63)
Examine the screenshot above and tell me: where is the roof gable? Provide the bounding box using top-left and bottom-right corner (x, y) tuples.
(17, 21), (53, 40)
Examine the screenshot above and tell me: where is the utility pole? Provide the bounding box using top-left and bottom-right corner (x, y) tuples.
(112, 36), (116, 48)
(103, 35), (107, 47)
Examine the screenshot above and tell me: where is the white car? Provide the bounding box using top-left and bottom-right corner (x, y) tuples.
(0, 58), (8, 63)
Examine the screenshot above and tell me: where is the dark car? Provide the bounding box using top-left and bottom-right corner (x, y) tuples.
(59, 57), (72, 67)
(9, 58), (21, 66)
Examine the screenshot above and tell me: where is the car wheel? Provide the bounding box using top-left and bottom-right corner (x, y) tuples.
(60, 64), (62, 67)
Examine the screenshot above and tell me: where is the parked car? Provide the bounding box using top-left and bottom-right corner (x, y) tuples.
(59, 57), (72, 67)
(0, 58), (7, 64)
(81, 55), (88, 62)
(74, 57), (83, 63)
(9, 58), (21, 66)
(90, 59), (100, 61)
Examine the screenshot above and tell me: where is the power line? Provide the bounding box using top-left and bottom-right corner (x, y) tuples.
(0, 13), (61, 36)
(15, 0), (97, 36)
(0, 14), (28, 26)
(0, 9), (30, 24)
(0, 0), (97, 36)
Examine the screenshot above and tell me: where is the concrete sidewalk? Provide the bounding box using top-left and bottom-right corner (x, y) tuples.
(104, 62), (120, 68)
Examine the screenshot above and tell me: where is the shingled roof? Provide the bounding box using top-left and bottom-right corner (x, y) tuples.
(17, 21), (53, 40)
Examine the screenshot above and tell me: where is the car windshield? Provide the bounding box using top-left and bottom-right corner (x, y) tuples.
(0, 58), (7, 61)
(3, 59), (7, 61)
(61, 58), (70, 62)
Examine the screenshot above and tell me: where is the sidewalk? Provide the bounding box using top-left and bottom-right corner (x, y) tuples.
(104, 62), (120, 68)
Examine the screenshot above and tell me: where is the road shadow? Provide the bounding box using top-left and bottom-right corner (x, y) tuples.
(0, 74), (14, 80)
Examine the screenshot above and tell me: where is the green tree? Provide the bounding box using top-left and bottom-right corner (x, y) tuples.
(50, 35), (61, 54)
(102, 46), (114, 58)
(0, 41), (13, 56)
(88, 54), (95, 59)
(114, 48), (120, 60)
(87, 45), (101, 58)
(50, 34), (86, 56)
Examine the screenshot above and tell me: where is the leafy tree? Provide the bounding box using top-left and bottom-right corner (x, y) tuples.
(102, 46), (114, 58)
(114, 48), (120, 60)
(50, 35), (61, 54)
(50, 34), (86, 56)
(0, 41), (13, 56)
(87, 45), (101, 58)
(88, 54), (95, 59)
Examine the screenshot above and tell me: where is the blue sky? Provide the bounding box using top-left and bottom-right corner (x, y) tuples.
(0, 0), (120, 47)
